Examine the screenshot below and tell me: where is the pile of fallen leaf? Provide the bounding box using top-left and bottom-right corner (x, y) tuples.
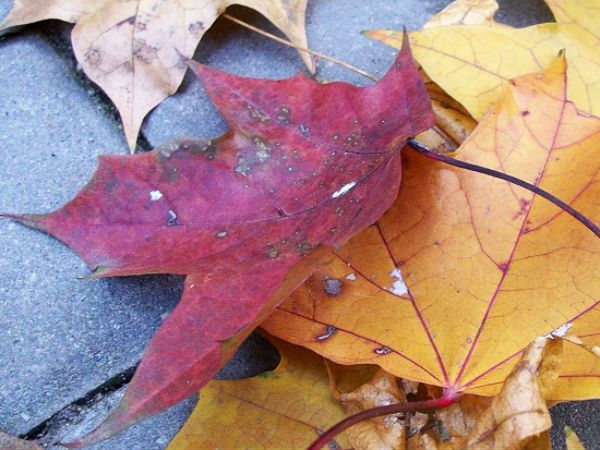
(1, 0), (599, 449)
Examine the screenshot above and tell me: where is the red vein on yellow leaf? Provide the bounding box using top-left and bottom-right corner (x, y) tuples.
(406, 139), (600, 237)
(332, 251), (411, 301)
(462, 298), (600, 390)
(460, 350), (522, 390)
(559, 374), (600, 378)
(411, 40), (514, 80)
(374, 222), (450, 385)
(453, 97), (567, 387)
(277, 307), (442, 382)
(578, 331), (600, 338)
(523, 164), (600, 236)
(212, 386), (331, 434)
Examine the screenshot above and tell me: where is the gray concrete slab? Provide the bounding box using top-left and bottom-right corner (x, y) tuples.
(0, 0), (598, 449)
(0, 29), (186, 435)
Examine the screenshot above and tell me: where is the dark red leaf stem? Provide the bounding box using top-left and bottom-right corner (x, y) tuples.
(407, 139), (600, 238)
(307, 390), (461, 450)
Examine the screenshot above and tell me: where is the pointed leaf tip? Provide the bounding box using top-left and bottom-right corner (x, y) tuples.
(0, 213), (45, 230)
(60, 401), (139, 448)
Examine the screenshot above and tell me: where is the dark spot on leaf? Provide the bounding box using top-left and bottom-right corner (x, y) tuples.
(296, 240), (315, 256)
(276, 106), (292, 124)
(133, 39), (158, 63)
(102, 175), (118, 194)
(324, 279), (342, 296)
(266, 246), (279, 259)
(188, 21), (204, 37)
(316, 325), (338, 341)
(166, 210), (178, 226)
(520, 110), (530, 116)
(165, 167), (179, 182)
(84, 48), (101, 66)
(374, 346), (391, 355)
(248, 107), (271, 123)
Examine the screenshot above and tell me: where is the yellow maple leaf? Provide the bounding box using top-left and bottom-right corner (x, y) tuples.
(366, 0), (600, 120)
(263, 56), (600, 400)
(166, 338), (351, 450)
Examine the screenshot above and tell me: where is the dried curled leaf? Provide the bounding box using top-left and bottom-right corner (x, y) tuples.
(0, 0), (313, 150)
(338, 369), (407, 450)
(422, 0), (501, 28)
(465, 338), (552, 450)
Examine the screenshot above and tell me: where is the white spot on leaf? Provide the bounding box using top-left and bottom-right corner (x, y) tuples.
(346, 273), (357, 281)
(546, 322), (573, 339)
(332, 181), (356, 198)
(150, 190), (163, 201)
(389, 267), (408, 296)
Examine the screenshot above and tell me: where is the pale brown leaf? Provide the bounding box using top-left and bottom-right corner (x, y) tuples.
(465, 337), (552, 450)
(0, 0), (311, 150)
(339, 369), (408, 450)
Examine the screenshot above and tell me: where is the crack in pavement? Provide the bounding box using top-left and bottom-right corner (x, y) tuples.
(20, 362), (139, 444)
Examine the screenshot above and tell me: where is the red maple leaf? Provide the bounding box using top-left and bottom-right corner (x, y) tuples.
(3, 35), (434, 446)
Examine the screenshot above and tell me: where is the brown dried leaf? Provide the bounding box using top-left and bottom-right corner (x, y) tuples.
(423, 0), (500, 28)
(465, 337), (552, 450)
(523, 431), (552, 450)
(339, 369), (408, 450)
(416, 71), (477, 154)
(539, 338), (564, 399)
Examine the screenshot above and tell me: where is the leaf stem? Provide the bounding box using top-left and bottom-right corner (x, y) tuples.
(407, 139), (600, 238)
(307, 391), (461, 450)
(222, 13), (379, 82)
